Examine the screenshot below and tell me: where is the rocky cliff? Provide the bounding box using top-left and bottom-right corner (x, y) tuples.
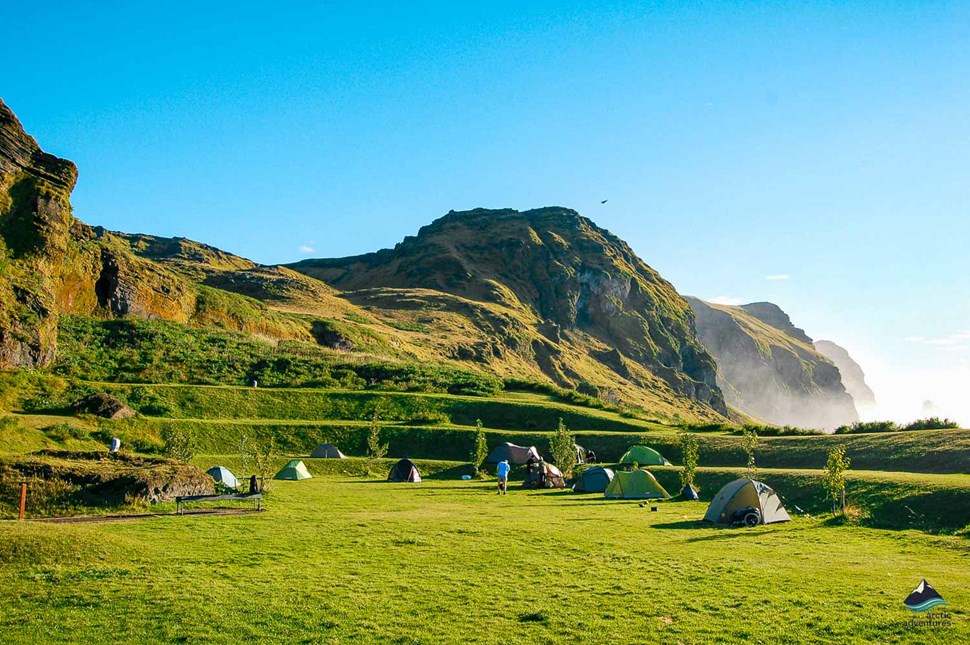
(686, 296), (858, 429)
(814, 339), (876, 408)
(1, 100), (730, 422)
(0, 99), (205, 368)
(291, 207), (726, 416)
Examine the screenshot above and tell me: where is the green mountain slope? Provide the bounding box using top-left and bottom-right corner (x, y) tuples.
(0, 99), (728, 423)
(291, 207), (726, 417)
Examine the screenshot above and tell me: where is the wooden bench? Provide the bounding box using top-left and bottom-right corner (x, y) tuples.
(175, 493), (262, 514)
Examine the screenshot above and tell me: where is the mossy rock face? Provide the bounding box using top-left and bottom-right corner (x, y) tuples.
(0, 450), (214, 517)
(72, 392), (136, 420)
(686, 296), (858, 430)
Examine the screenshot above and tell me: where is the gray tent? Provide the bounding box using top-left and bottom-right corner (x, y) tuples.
(484, 442), (541, 465)
(703, 478), (791, 525)
(310, 443), (346, 459)
(206, 466), (239, 488)
(572, 466), (614, 493)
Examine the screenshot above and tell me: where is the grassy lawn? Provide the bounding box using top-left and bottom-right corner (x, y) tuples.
(1, 464), (966, 643)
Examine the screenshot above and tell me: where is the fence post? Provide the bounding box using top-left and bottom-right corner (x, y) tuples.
(19, 482), (27, 520)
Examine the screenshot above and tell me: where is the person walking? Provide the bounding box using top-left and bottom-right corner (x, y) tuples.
(496, 459), (511, 495)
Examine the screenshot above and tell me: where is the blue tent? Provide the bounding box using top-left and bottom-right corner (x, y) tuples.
(207, 466), (240, 488)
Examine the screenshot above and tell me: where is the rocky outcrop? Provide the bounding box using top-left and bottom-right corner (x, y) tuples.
(292, 207), (726, 415)
(1, 450), (214, 515)
(0, 98), (78, 367)
(814, 340), (876, 408)
(72, 392), (136, 420)
(687, 297), (858, 430)
(0, 99), (202, 370)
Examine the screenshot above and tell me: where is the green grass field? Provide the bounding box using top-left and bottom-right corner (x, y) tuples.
(1, 378), (968, 643)
(1, 460), (966, 644)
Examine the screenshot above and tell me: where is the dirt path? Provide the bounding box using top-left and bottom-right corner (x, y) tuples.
(28, 508), (263, 524)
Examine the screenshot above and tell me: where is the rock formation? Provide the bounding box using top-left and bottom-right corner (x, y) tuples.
(292, 207), (726, 415)
(814, 339), (876, 408)
(686, 296), (858, 429)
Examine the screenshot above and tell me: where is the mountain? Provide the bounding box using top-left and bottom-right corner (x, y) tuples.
(814, 339), (876, 408)
(291, 207), (726, 416)
(685, 296), (858, 429)
(0, 99), (728, 422)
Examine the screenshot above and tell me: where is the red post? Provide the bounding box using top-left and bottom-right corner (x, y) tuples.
(19, 482), (27, 520)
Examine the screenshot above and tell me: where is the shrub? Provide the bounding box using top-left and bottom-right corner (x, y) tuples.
(43, 423), (89, 442)
(903, 417), (959, 431)
(823, 446), (851, 516)
(834, 421), (900, 435)
(679, 432), (699, 492)
(741, 427), (758, 479)
(161, 424), (194, 462)
(549, 418), (577, 476)
(470, 419), (487, 473)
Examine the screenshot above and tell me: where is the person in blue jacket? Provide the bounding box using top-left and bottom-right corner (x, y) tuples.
(496, 459), (511, 495)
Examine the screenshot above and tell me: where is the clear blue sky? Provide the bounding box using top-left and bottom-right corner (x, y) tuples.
(3, 1), (968, 420)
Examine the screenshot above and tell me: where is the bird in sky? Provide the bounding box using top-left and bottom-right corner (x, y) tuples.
(600, 199), (608, 204)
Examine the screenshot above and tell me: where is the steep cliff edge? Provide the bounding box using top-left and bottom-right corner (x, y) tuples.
(814, 339), (876, 408)
(686, 296), (858, 429)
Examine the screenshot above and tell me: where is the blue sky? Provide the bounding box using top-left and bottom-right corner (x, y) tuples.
(3, 2), (968, 420)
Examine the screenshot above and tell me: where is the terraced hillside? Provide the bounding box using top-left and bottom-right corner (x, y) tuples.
(1, 98), (733, 423)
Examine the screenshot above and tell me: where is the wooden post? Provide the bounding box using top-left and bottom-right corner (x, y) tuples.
(19, 482), (27, 520)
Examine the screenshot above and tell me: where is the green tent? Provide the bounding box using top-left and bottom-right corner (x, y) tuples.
(274, 459), (312, 481)
(619, 445), (670, 466)
(604, 469), (670, 499)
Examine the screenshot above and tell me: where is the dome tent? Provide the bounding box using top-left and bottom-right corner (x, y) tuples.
(310, 443), (347, 459)
(572, 466), (615, 493)
(619, 445), (670, 466)
(274, 460), (312, 481)
(388, 458), (421, 482)
(604, 469), (670, 499)
(484, 442), (541, 465)
(206, 466), (240, 489)
(703, 478), (791, 525)
(522, 461), (565, 489)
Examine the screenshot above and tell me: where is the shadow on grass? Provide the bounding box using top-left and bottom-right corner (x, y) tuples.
(652, 520), (706, 530)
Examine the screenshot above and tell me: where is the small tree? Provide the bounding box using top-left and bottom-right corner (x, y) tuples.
(741, 426), (758, 479)
(550, 418), (577, 476)
(365, 413), (388, 475)
(679, 432), (699, 492)
(249, 437), (276, 493)
(823, 446), (851, 516)
(238, 433), (250, 478)
(161, 424), (194, 463)
(471, 419), (488, 474)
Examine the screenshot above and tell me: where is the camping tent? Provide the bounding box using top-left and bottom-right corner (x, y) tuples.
(388, 458), (422, 482)
(703, 478), (791, 525)
(619, 445), (670, 466)
(484, 442), (541, 465)
(604, 469), (670, 499)
(206, 466), (240, 488)
(274, 460), (312, 481)
(310, 443), (347, 459)
(572, 466), (615, 493)
(575, 444), (587, 464)
(522, 461), (565, 489)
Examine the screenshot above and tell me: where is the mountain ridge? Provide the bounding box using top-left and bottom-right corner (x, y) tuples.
(0, 99), (729, 423)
